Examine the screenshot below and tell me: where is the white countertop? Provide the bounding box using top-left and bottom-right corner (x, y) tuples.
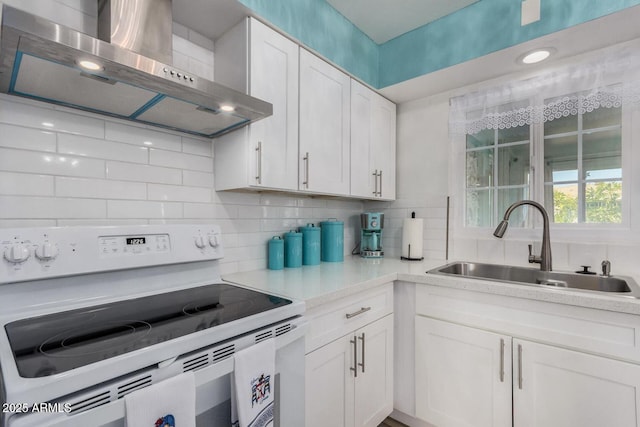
(223, 256), (640, 314)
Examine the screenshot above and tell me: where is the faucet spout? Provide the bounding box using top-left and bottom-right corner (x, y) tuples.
(493, 200), (552, 271)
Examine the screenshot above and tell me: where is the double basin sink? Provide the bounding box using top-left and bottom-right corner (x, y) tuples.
(428, 262), (640, 298)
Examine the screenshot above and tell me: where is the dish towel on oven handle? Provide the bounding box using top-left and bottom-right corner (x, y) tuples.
(124, 371), (196, 427)
(231, 338), (276, 427)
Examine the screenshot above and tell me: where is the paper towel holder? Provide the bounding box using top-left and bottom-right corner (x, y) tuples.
(401, 212), (424, 261)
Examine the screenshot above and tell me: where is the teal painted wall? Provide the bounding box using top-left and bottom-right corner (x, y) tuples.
(238, 0), (379, 87)
(379, 0), (640, 87)
(238, 0), (640, 90)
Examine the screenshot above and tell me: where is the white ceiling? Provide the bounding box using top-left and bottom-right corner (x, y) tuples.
(326, 0), (478, 44)
(172, 0), (477, 44)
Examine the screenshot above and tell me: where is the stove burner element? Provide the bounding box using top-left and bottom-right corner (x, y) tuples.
(5, 284), (292, 378)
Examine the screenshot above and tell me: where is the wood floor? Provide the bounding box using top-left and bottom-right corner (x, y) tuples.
(378, 418), (408, 427)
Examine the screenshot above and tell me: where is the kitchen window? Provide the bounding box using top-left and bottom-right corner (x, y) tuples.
(450, 45), (640, 239)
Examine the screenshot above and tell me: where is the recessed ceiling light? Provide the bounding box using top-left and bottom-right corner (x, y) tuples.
(517, 48), (556, 65)
(220, 105), (235, 112)
(78, 59), (102, 71)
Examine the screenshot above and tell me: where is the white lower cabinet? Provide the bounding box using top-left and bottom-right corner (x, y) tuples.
(415, 316), (640, 427)
(305, 284), (394, 427)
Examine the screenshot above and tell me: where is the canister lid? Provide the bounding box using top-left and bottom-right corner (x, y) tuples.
(284, 230), (302, 238)
(320, 218), (343, 227)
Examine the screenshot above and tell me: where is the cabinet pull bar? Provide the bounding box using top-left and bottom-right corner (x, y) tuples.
(358, 333), (365, 373)
(255, 141), (262, 184)
(372, 169), (378, 195)
(499, 338), (505, 382)
(518, 344), (523, 390)
(378, 170), (383, 197)
(345, 306), (371, 319)
(303, 152), (309, 188)
(350, 336), (358, 378)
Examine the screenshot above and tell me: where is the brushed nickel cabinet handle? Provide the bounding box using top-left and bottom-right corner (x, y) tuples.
(345, 306), (371, 319)
(255, 141), (262, 184)
(499, 338), (505, 382)
(518, 343), (523, 389)
(303, 152), (309, 188)
(358, 332), (365, 373)
(378, 170), (383, 197)
(350, 336), (358, 378)
(372, 169), (378, 195)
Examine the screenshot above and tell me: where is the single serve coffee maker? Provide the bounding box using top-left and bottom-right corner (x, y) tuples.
(360, 212), (384, 258)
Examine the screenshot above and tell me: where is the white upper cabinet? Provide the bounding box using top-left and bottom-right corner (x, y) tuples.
(214, 18), (299, 191)
(299, 49), (351, 196)
(350, 80), (396, 200)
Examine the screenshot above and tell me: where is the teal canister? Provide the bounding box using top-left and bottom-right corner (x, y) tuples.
(268, 236), (284, 270)
(299, 223), (321, 265)
(320, 219), (344, 262)
(284, 230), (303, 268)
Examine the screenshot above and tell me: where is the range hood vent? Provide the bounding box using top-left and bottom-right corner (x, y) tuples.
(0, 2), (272, 138)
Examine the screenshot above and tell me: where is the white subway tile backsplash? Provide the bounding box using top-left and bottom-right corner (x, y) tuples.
(188, 57), (214, 81)
(173, 35), (214, 66)
(0, 196), (105, 218)
(106, 161), (181, 184)
(0, 219), (58, 227)
(476, 239), (505, 263)
(0, 172), (54, 196)
(59, 134), (148, 163)
(0, 124), (56, 152)
(183, 203), (238, 219)
(57, 219), (147, 226)
(105, 122), (182, 151)
(56, 177), (146, 200)
(172, 50), (190, 72)
(182, 137), (212, 156)
(148, 184), (212, 203)
(107, 201), (183, 219)
(0, 96), (104, 137)
(0, 148), (105, 178)
(607, 244), (640, 276)
(183, 171), (213, 188)
(150, 149), (213, 172)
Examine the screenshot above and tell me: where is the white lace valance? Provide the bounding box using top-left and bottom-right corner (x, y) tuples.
(450, 42), (640, 136)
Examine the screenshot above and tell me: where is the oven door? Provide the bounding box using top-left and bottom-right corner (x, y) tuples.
(5, 319), (307, 427)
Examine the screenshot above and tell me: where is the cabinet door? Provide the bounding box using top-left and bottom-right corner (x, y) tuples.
(415, 317), (512, 427)
(249, 19), (299, 190)
(305, 335), (355, 427)
(354, 314), (394, 427)
(299, 49), (351, 195)
(371, 95), (396, 200)
(514, 339), (640, 427)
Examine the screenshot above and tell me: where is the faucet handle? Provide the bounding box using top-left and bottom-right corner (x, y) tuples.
(527, 244), (536, 263)
(601, 260), (611, 277)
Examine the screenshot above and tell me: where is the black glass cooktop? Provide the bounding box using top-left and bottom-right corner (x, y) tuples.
(5, 284), (292, 378)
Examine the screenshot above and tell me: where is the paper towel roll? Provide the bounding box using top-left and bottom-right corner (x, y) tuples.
(401, 217), (424, 260)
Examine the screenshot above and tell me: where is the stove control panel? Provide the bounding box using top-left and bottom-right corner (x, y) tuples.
(0, 224), (224, 284)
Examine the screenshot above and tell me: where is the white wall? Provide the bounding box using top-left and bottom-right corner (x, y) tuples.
(0, 1), (364, 275)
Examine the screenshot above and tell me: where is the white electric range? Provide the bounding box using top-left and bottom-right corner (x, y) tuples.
(0, 224), (306, 427)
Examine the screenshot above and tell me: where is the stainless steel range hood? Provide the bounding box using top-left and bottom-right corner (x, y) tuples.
(0, 2), (272, 138)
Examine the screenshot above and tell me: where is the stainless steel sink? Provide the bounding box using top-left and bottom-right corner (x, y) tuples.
(427, 262), (640, 298)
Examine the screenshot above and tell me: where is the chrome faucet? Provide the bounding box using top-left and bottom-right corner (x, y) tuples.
(493, 200), (552, 271)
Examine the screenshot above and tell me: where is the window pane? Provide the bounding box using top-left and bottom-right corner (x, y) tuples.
(467, 128), (494, 149)
(583, 106), (621, 130)
(498, 125), (529, 144)
(466, 149), (493, 187)
(545, 183), (578, 223)
(498, 143), (530, 186)
(585, 181), (622, 223)
(544, 114), (577, 135)
(544, 135), (577, 183)
(497, 187), (529, 227)
(583, 129), (621, 180)
(466, 189), (492, 227)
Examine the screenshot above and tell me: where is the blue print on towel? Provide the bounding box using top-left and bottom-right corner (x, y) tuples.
(250, 373), (271, 407)
(155, 414), (175, 427)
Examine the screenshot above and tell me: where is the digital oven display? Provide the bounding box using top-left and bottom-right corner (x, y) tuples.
(126, 237), (146, 245)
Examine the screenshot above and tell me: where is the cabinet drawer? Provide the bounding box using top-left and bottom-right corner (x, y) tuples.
(305, 283), (393, 353)
(416, 283), (640, 363)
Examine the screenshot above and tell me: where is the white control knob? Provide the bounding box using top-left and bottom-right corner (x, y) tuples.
(4, 244), (30, 263)
(35, 242), (59, 261)
(208, 234), (219, 248)
(194, 236), (206, 249)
